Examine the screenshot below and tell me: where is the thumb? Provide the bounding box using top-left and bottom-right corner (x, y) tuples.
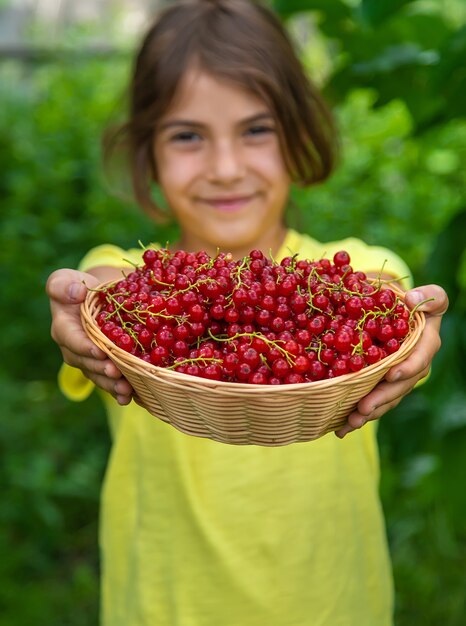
(404, 284), (449, 317)
(46, 269), (100, 305)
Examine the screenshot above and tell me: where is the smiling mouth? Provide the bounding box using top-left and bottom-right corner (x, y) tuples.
(200, 195), (256, 211)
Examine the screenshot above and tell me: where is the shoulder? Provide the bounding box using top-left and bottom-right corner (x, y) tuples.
(78, 243), (160, 272)
(285, 230), (412, 289)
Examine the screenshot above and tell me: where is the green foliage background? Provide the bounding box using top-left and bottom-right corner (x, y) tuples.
(1, 1), (465, 624)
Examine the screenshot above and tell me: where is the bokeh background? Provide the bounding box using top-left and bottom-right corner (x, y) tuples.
(1, 0), (465, 624)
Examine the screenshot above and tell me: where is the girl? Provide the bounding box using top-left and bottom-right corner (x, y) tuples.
(46, 1), (447, 624)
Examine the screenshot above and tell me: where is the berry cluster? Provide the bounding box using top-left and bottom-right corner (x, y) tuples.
(94, 247), (413, 385)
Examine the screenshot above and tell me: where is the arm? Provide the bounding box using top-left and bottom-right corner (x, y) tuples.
(335, 284), (448, 438)
(46, 267), (134, 405)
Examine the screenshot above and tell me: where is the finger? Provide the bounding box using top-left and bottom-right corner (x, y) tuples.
(61, 347), (123, 379)
(52, 308), (108, 361)
(404, 284), (449, 317)
(46, 269), (100, 305)
(113, 378), (134, 405)
(48, 271), (108, 360)
(335, 375), (424, 439)
(335, 395), (403, 438)
(356, 376), (421, 417)
(86, 371), (134, 404)
(335, 284), (448, 440)
(115, 394), (133, 406)
(385, 319), (440, 383)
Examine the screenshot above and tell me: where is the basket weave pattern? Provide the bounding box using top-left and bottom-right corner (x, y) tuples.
(82, 287), (425, 446)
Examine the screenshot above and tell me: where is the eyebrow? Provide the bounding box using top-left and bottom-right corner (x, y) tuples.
(158, 112), (275, 131)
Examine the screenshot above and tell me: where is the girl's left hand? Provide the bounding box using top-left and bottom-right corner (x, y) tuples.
(335, 284), (449, 439)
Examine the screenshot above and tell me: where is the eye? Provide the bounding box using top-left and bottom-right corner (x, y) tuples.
(245, 125), (275, 137)
(244, 125), (276, 144)
(170, 131), (202, 144)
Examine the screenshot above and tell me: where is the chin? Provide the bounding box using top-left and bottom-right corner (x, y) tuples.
(213, 235), (257, 253)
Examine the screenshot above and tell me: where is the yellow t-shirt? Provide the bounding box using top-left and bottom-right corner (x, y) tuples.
(60, 229), (412, 626)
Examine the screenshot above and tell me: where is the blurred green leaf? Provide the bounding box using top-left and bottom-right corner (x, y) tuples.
(360, 0), (417, 26)
(272, 0), (350, 20)
(423, 206), (466, 306)
(432, 25), (466, 122)
(280, 0), (465, 133)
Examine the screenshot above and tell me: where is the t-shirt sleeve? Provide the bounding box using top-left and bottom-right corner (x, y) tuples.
(283, 230), (413, 290)
(78, 244), (145, 272)
(332, 236), (413, 290)
(59, 244), (146, 402)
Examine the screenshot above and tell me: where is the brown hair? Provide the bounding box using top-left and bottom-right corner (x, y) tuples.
(105, 0), (339, 222)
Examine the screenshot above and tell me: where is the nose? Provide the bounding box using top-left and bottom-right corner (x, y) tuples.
(207, 139), (245, 184)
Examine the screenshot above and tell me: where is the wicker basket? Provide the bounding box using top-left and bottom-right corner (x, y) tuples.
(81, 285), (425, 446)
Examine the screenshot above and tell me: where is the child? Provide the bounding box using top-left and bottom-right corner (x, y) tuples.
(46, 1), (448, 624)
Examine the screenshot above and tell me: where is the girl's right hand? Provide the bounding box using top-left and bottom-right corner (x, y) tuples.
(46, 269), (134, 405)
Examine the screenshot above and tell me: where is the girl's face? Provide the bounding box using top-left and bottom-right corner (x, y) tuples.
(153, 68), (291, 259)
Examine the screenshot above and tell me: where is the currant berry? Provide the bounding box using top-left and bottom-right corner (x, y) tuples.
(223, 352), (240, 375)
(137, 328), (153, 348)
(241, 348), (261, 369)
(308, 361), (327, 381)
(384, 338), (401, 354)
(334, 329), (353, 353)
(348, 354), (365, 372)
(272, 358), (291, 379)
(365, 345), (382, 365)
(203, 364), (222, 380)
(116, 333), (135, 353)
(392, 318), (410, 339)
(284, 373), (304, 384)
(331, 358), (349, 377)
(333, 250), (350, 267)
(150, 345), (169, 365)
(345, 296), (363, 319)
(292, 354), (311, 374)
(320, 348), (336, 366)
(376, 322), (395, 343)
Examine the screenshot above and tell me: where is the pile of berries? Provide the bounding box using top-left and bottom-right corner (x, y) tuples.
(94, 247), (413, 385)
